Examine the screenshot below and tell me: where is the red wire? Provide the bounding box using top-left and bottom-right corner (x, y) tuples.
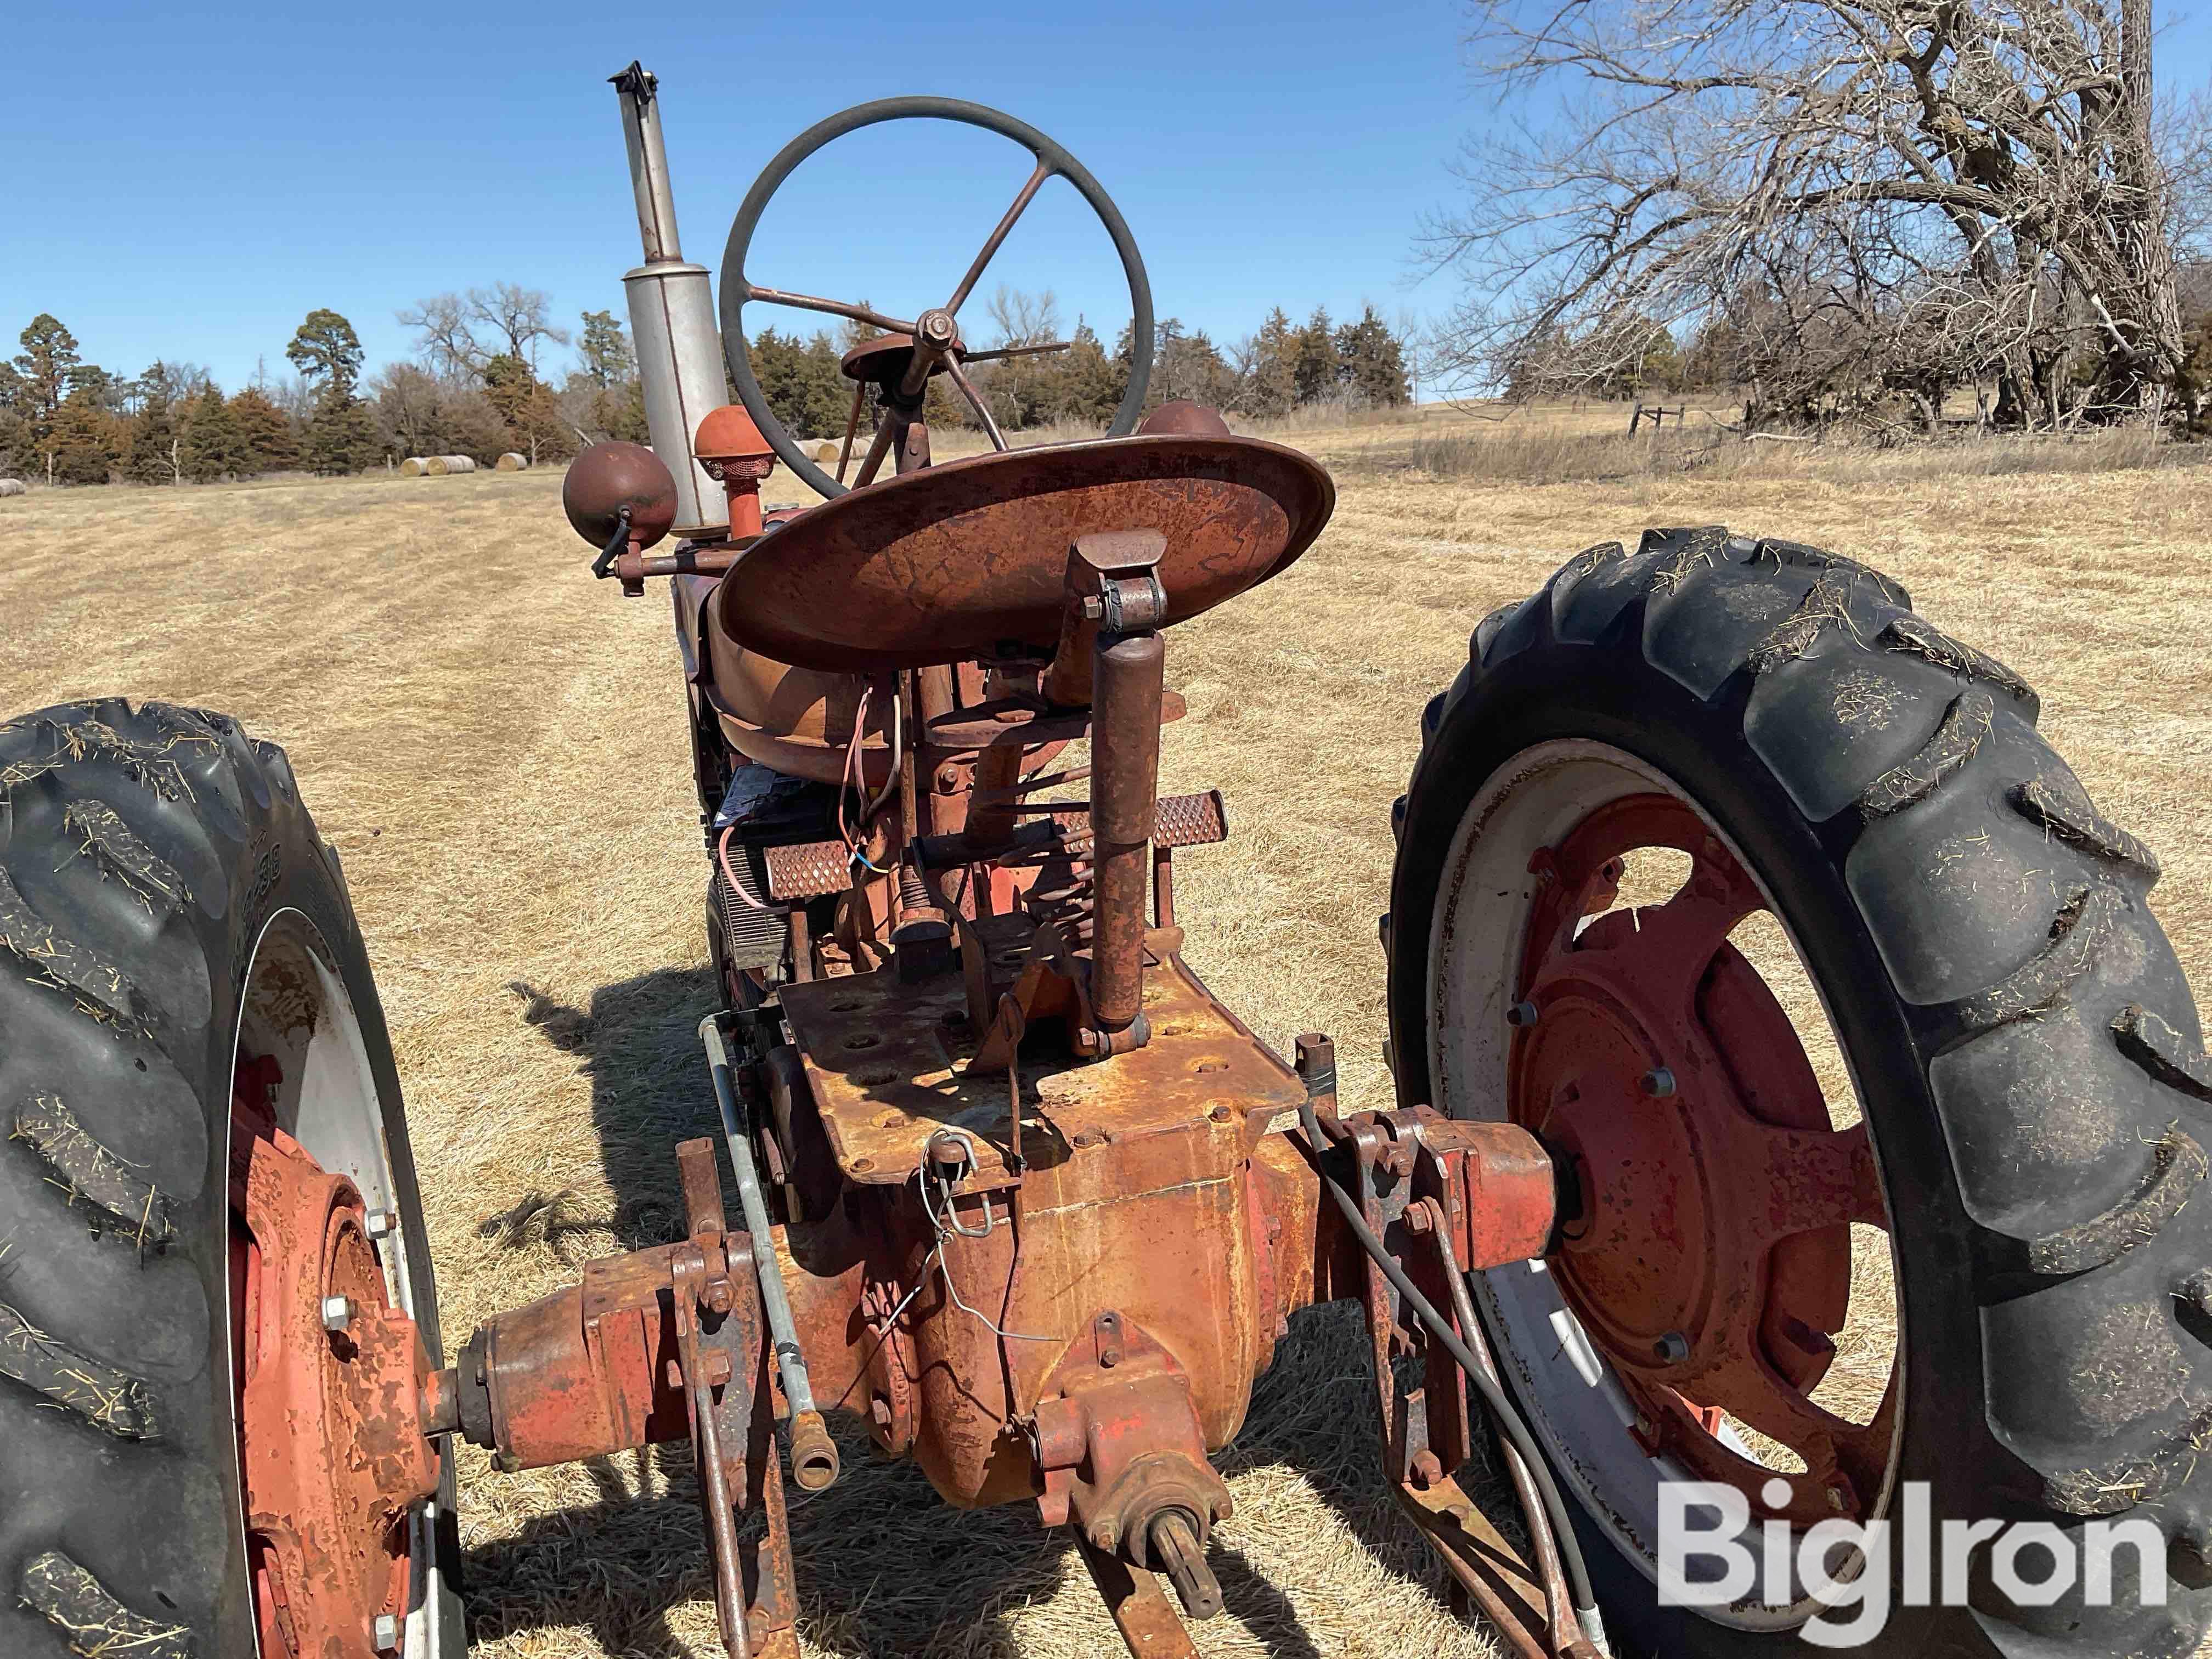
(718, 823), (770, 911)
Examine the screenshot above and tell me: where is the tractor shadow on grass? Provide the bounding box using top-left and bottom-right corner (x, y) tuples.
(472, 968), (1479, 1658)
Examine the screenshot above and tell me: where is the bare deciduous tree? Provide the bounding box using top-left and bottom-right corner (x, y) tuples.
(399, 285), (570, 381)
(465, 283), (569, 373)
(1428, 0), (2183, 428)
(397, 294), (486, 381)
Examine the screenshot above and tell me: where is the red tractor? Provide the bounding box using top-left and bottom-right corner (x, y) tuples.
(4, 62), (2209, 1659)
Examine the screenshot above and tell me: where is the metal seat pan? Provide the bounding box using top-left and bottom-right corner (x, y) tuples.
(712, 435), (1335, 673)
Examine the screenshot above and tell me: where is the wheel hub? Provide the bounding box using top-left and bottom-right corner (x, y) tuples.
(231, 1056), (438, 1657)
(1513, 797), (1892, 1526)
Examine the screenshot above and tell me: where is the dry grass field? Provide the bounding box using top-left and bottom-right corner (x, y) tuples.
(4, 406), (2210, 1656)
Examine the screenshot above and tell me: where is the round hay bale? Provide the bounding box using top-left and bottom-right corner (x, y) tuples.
(814, 441), (838, 464)
(495, 452), (528, 472)
(398, 457), (428, 477)
(425, 455), (476, 476)
(0, 479), (25, 498)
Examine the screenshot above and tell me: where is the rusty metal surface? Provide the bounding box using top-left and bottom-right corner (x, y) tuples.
(765, 839), (855, 900)
(1426, 1205), (1586, 1655)
(564, 440), (678, 550)
(775, 952), (1304, 1188)
(712, 435), (1334, 672)
(1034, 1312), (1231, 1561)
(473, 1245), (691, 1469)
(768, 789), (1225, 901)
(232, 1060), (435, 1658)
(1136, 400), (1232, 438)
(1514, 792), (1891, 1526)
(1396, 1476), (1582, 1659)
(1421, 1118), (1557, 1269)
(1088, 625), (1164, 1036)
(1077, 1537), (1202, 1659)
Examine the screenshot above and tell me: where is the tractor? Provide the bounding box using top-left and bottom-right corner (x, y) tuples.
(4, 60), (2210, 1659)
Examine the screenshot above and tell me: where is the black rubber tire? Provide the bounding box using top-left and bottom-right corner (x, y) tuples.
(0, 699), (457, 1657)
(1386, 529), (2212, 1656)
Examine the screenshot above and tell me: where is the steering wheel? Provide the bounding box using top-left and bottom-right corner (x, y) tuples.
(719, 97), (1155, 500)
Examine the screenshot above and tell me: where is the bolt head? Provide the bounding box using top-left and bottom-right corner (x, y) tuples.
(1404, 1203), (1434, 1235)
(1091, 1523), (1116, 1550)
(1826, 1485), (1848, 1511)
(373, 1611), (399, 1650)
(320, 1295), (355, 1333)
(1640, 1067), (1677, 1098)
(1653, 1330), (1689, 1364)
(1506, 1000), (1539, 1028)
(365, 1208), (397, 1239)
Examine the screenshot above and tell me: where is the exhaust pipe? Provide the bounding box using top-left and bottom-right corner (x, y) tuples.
(610, 62), (729, 540)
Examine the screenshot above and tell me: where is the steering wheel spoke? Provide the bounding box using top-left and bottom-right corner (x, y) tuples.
(965, 340), (1073, 364)
(945, 358), (1009, 452)
(743, 285), (916, 336)
(946, 159), (1056, 316)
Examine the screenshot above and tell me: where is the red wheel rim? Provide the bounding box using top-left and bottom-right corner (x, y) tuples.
(1513, 794), (1894, 1526)
(230, 1055), (438, 1656)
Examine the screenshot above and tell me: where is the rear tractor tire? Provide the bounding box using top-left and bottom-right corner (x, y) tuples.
(0, 700), (462, 1658)
(1387, 528), (2212, 1655)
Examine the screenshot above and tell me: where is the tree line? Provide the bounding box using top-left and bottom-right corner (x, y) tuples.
(0, 282), (1412, 488)
(748, 290), (1413, 439)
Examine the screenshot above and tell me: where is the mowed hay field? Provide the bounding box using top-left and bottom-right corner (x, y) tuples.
(4, 410), (2212, 1657)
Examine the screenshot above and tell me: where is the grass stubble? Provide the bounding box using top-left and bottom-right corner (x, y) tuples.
(2, 405), (2207, 1655)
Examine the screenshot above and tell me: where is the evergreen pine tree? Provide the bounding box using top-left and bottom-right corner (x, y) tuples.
(50, 390), (120, 484)
(1288, 307), (1341, 408)
(1238, 309), (1298, 419)
(1331, 305), (1413, 409)
(229, 386), (299, 475)
(182, 386), (244, 481)
(128, 380), (180, 485)
(304, 388), (380, 475)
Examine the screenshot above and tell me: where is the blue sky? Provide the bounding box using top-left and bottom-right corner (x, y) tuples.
(5, 2), (2211, 396)
(0, 1), (1475, 394)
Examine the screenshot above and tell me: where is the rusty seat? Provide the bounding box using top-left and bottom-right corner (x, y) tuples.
(708, 435), (1335, 676)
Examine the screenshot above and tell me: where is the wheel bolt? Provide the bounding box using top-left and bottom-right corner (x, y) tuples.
(1640, 1067), (1677, 1098)
(1506, 1001), (1539, 1028)
(320, 1295), (355, 1333)
(1826, 1486), (1848, 1511)
(1653, 1330), (1689, 1363)
(365, 1209), (397, 1239)
(373, 1612), (399, 1651)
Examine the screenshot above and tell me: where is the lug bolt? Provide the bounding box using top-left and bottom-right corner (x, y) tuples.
(1826, 1486), (1848, 1512)
(320, 1296), (355, 1333)
(1091, 1523), (1116, 1550)
(1653, 1330), (1689, 1363)
(365, 1209), (397, 1239)
(373, 1612), (399, 1651)
(1506, 1001), (1539, 1028)
(1641, 1067), (1677, 1098)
